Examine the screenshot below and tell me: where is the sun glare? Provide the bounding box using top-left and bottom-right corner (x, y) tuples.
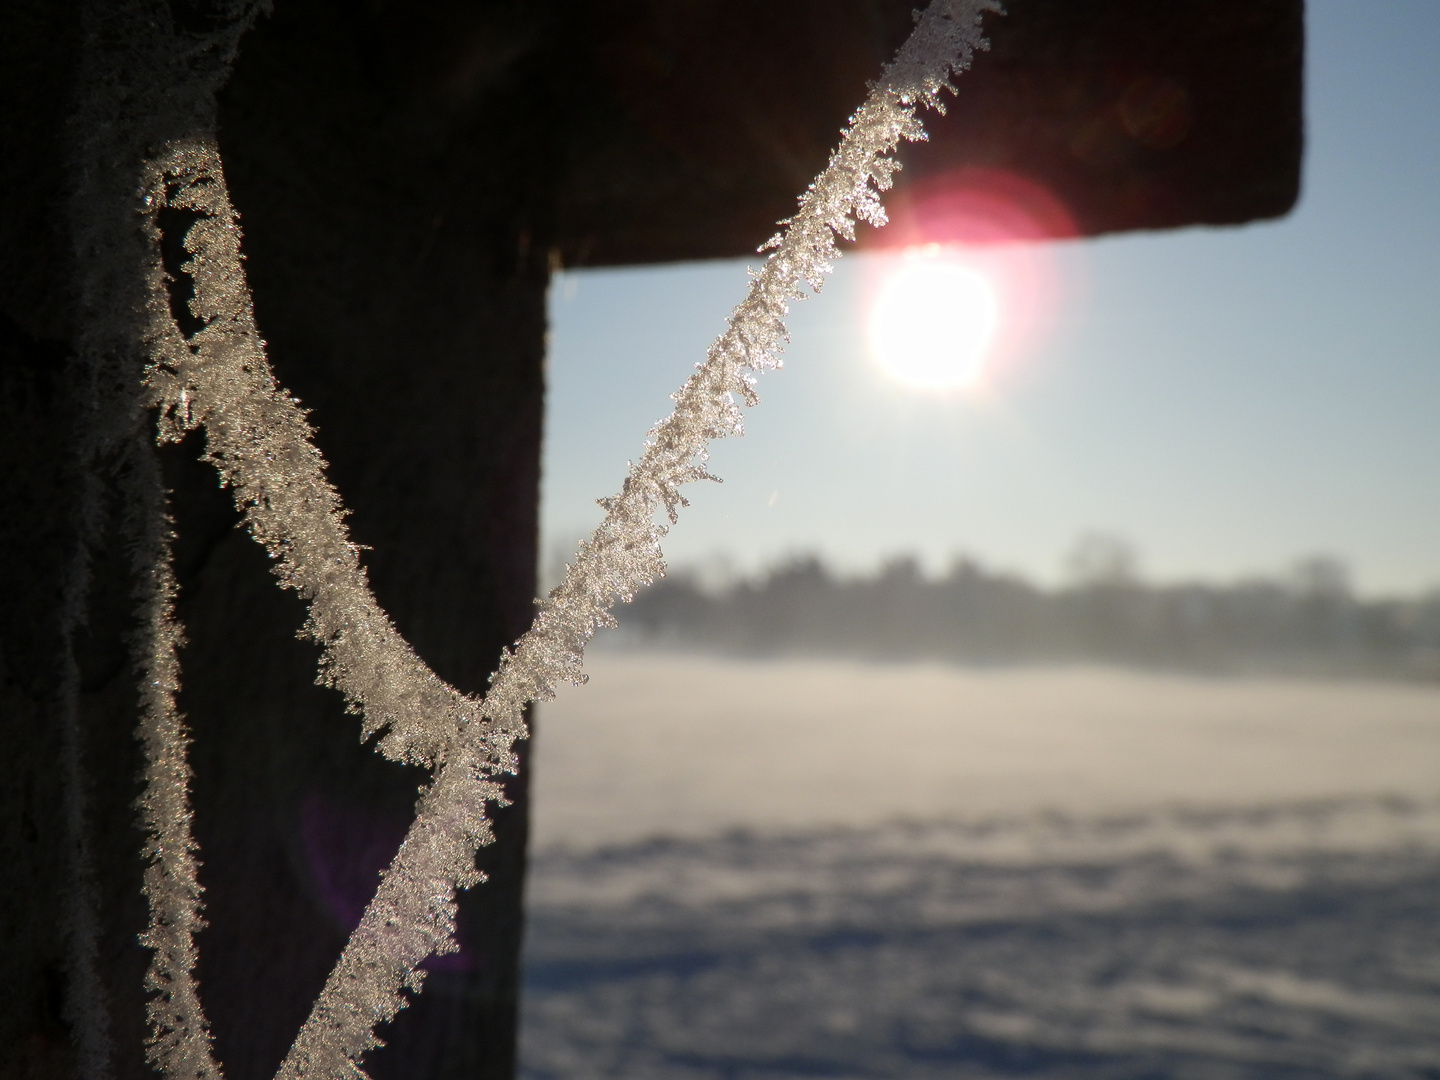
(870, 255), (999, 390)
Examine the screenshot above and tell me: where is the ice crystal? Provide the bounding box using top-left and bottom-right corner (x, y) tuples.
(66, 2), (265, 1075)
(130, 446), (222, 1080)
(282, 3), (1000, 1075)
(136, 137), (493, 1080)
(119, 1), (1001, 1077)
(494, 0), (1002, 728)
(144, 142), (480, 770)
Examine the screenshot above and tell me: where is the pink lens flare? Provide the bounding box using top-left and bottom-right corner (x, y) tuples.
(868, 168), (1081, 385)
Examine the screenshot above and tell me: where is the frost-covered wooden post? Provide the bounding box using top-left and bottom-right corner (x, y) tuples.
(0, 2), (1299, 1079)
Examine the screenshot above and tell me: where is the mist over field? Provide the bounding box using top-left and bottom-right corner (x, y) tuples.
(599, 546), (1440, 682)
(520, 651), (1440, 1079)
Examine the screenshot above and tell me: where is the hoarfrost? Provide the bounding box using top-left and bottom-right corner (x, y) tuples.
(282, 3), (1000, 1074)
(116, 0), (1003, 1077)
(131, 447), (221, 1080)
(66, 2), (266, 1076)
(145, 142), (481, 770)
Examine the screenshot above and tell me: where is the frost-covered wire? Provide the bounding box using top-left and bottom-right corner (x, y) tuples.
(483, 0), (1002, 731)
(144, 141), (482, 771)
(129, 443), (223, 1080)
(276, 2), (999, 1075)
(69, 2), (266, 1075)
(121, 1), (998, 1076)
(137, 136), (488, 1078)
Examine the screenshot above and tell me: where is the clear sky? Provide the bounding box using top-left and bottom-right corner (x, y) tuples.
(541, 0), (1440, 597)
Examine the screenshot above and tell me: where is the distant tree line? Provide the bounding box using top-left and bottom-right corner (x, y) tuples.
(614, 540), (1440, 679)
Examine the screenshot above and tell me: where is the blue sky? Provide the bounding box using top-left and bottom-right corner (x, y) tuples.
(541, 0), (1440, 597)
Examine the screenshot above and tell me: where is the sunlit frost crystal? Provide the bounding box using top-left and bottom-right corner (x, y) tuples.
(127, 2), (1001, 1078)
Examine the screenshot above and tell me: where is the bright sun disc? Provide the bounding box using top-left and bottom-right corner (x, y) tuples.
(870, 258), (999, 389)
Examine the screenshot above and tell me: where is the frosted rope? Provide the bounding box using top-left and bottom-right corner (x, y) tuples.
(277, 2), (999, 1075)
(144, 143), (481, 770)
(136, 136), (481, 1078)
(72, 0), (266, 1073)
(130, 444), (224, 1080)
(127, 1), (1000, 1075)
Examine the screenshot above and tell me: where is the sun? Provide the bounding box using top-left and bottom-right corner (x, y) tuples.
(869, 253), (1000, 390)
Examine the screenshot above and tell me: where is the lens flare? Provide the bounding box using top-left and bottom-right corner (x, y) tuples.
(870, 256), (999, 390)
(864, 168), (1081, 391)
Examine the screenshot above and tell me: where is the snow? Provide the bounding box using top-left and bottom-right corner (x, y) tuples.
(530, 651), (1440, 850)
(523, 653), (1440, 1079)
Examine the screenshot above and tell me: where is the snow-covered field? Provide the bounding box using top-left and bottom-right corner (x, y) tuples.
(520, 652), (1440, 1079)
